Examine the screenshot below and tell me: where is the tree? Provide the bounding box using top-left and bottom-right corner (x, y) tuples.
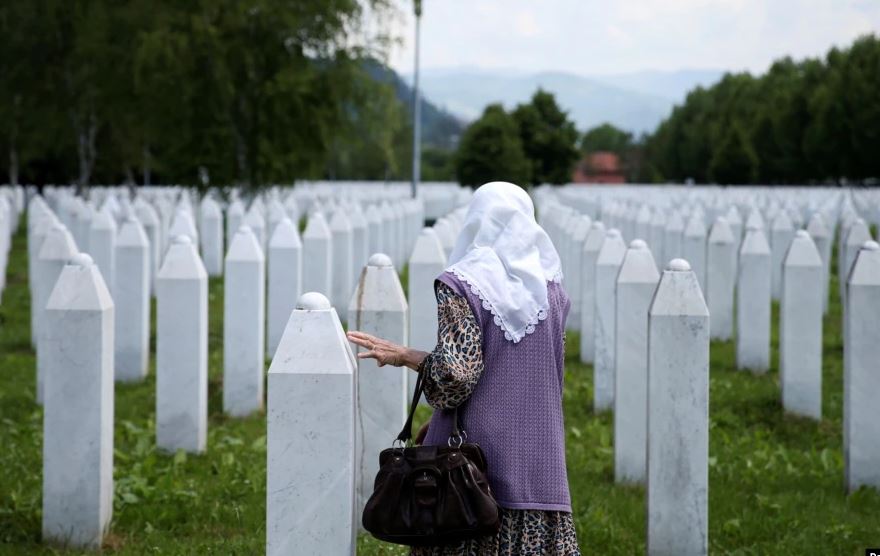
(708, 123), (758, 184)
(455, 104), (530, 187)
(580, 123), (633, 155)
(511, 89), (579, 185)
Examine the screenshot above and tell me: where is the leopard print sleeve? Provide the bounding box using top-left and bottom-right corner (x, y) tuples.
(420, 282), (484, 410)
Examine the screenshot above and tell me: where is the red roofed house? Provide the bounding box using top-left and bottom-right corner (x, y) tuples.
(572, 151), (626, 184)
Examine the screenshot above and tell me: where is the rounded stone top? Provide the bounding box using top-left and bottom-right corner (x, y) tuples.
(863, 240), (880, 252)
(237, 225), (253, 235)
(296, 291), (331, 310)
(70, 253), (94, 267)
(629, 239), (648, 250)
(746, 222), (763, 231)
(667, 258), (691, 271)
(591, 221), (605, 230)
(50, 222), (65, 232)
(606, 228), (622, 238)
(795, 229), (810, 239)
(172, 234), (192, 245)
(125, 215), (139, 224)
(368, 253), (393, 267)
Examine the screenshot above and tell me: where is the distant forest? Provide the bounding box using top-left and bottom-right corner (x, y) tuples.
(588, 34), (880, 185)
(0, 1), (463, 188)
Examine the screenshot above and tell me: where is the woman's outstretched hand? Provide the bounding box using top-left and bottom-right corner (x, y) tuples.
(346, 331), (427, 371)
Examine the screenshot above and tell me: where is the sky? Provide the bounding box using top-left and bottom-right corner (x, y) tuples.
(386, 0), (880, 76)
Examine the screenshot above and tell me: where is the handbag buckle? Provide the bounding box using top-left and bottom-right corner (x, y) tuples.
(447, 430), (467, 448)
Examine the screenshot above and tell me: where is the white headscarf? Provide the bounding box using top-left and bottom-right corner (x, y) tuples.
(446, 182), (563, 343)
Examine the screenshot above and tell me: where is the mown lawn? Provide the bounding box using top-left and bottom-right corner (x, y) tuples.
(1, 217), (879, 555)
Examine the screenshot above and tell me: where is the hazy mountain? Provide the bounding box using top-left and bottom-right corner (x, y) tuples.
(405, 67), (725, 134)
(593, 69), (725, 103)
(366, 61), (466, 150)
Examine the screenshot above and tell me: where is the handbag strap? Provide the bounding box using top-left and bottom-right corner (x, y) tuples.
(395, 359), (462, 445)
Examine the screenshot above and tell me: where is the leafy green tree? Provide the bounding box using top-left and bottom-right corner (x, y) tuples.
(455, 104), (530, 187)
(511, 89), (579, 185)
(708, 123), (758, 184)
(580, 123), (633, 155)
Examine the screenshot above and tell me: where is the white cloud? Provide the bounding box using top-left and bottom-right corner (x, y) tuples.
(387, 0), (880, 75)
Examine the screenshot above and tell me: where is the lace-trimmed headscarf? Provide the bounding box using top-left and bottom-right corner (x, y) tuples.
(446, 181), (563, 343)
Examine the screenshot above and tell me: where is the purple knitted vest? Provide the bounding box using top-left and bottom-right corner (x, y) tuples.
(423, 271), (572, 512)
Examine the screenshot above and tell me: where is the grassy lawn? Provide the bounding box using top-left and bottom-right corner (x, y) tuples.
(2, 217), (879, 554)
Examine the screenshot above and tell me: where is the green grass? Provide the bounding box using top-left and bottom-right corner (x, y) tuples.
(1, 218), (879, 554)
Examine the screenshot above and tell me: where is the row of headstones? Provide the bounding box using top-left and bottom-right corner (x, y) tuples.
(535, 186), (880, 554)
(265, 253), (722, 554)
(30, 189), (464, 549)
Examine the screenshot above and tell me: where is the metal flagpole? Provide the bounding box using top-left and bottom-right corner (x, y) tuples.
(411, 0), (423, 199)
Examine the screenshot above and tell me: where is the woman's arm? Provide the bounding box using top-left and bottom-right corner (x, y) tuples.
(348, 283), (484, 410)
(346, 330), (427, 371)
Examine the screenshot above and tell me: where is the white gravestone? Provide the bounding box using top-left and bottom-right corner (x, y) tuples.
(647, 259), (709, 556)
(89, 209), (117, 295)
(330, 209), (354, 311)
(706, 217), (736, 341)
(408, 228), (447, 403)
(614, 239), (660, 484)
(302, 212), (333, 299)
(224, 227), (266, 417)
(266, 292), (356, 556)
(349, 206), (369, 281)
(267, 218), (302, 358)
(770, 211), (795, 300)
(200, 197), (224, 277)
(806, 212), (831, 314)
(579, 222), (605, 364)
(366, 206), (382, 257)
(348, 253), (408, 514)
(156, 235), (208, 453)
(114, 217), (150, 382)
(226, 199), (245, 244)
(841, 219), (872, 309)
(594, 228), (627, 412)
(780, 230), (823, 419)
(42, 253), (114, 549)
(683, 212), (707, 290)
(244, 205), (267, 254)
(663, 211), (684, 265)
(844, 241), (880, 492)
(408, 228), (446, 354)
(567, 215), (592, 332)
(736, 223), (771, 373)
(35, 224), (79, 404)
(135, 200), (161, 296)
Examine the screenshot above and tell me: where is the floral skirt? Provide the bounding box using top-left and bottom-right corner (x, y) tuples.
(410, 509), (580, 556)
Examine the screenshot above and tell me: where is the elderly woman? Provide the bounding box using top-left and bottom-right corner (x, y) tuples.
(348, 182), (579, 555)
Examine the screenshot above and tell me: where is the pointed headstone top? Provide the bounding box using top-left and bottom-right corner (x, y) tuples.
(708, 217), (735, 244)
(848, 242), (880, 285)
(46, 254), (113, 312)
(772, 211), (794, 230)
(303, 212), (331, 239)
(785, 230), (822, 267)
(72, 253), (94, 267)
(117, 217), (148, 247)
(91, 208), (116, 231)
(227, 226), (263, 261)
(172, 234), (192, 245)
(368, 253), (393, 267)
(410, 228), (446, 264)
(619, 241), (660, 284)
(297, 292), (332, 311)
(667, 258), (691, 271)
(39, 224), (78, 260)
(269, 217), (302, 249)
(650, 262), (708, 317)
(630, 239), (648, 250)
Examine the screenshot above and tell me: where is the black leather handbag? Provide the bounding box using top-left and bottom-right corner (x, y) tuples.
(362, 366), (501, 546)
